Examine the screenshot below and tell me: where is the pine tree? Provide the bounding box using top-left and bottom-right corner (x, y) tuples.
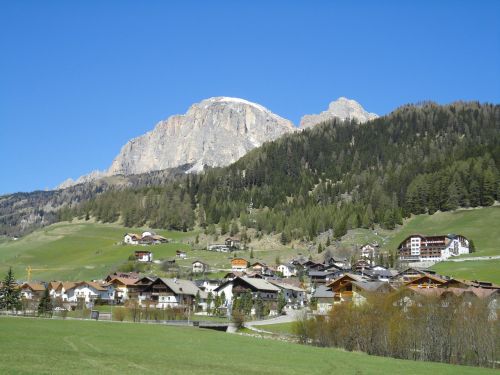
(317, 243), (324, 254)
(277, 291), (287, 313)
(469, 239), (476, 253)
(0, 267), (21, 311)
(230, 221), (239, 236)
(481, 169), (496, 206)
(37, 287), (53, 317)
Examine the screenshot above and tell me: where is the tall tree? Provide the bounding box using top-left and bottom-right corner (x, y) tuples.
(0, 267), (21, 311)
(37, 287), (53, 317)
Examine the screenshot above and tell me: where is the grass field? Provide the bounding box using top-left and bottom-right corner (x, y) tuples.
(431, 259), (500, 284)
(374, 206), (500, 283)
(0, 220), (195, 281)
(382, 206), (500, 257)
(0, 317), (495, 375)
(257, 321), (296, 335)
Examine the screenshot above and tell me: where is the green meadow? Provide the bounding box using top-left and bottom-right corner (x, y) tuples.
(0, 317), (495, 375)
(381, 206), (500, 284)
(0, 221), (195, 281)
(383, 206), (500, 257)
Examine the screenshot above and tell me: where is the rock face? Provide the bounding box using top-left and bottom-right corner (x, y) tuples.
(107, 97), (296, 175)
(300, 97), (378, 129)
(57, 170), (107, 190)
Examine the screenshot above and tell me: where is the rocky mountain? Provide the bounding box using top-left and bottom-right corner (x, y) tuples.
(107, 97), (296, 176)
(58, 96), (376, 189)
(300, 97), (378, 128)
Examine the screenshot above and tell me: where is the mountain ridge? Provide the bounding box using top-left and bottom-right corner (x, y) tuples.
(58, 96), (376, 189)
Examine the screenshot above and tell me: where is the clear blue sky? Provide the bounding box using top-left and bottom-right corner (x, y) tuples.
(1, 1), (499, 194)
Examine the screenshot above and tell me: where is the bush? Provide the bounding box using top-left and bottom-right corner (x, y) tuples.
(231, 310), (246, 329)
(112, 307), (128, 322)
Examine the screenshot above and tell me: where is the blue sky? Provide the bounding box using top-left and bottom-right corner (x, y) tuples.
(1, 1), (499, 194)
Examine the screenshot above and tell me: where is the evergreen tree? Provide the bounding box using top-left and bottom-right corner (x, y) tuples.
(0, 267), (21, 311)
(481, 169), (496, 206)
(277, 291), (287, 313)
(318, 243), (324, 254)
(37, 287), (53, 317)
(469, 239), (476, 253)
(230, 221), (240, 237)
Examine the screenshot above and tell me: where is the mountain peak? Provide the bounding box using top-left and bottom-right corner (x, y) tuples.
(300, 97), (378, 128)
(106, 97), (295, 176)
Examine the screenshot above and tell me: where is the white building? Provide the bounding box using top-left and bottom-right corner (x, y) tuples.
(277, 264), (297, 278)
(192, 260), (209, 273)
(398, 234), (470, 262)
(135, 250), (153, 262)
(270, 281), (306, 307)
(124, 233), (141, 245)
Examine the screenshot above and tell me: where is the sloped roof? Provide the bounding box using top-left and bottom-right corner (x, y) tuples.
(48, 281), (62, 290)
(159, 278), (206, 298)
(240, 277), (280, 292)
(352, 281), (390, 292)
(270, 280), (306, 292)
(109, 277), (138, 286)
(405, 273), (448, 286)
(21, 282), (45, 292)
(313, 285), (334, 298)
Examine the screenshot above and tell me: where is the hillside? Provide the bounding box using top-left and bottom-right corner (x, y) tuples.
(72, 102), (499, 247)
(1, 206), (499, 283)
(0, 221), (194, 281)
(0, 318), (494, 375)
(0, 165), (191, 237)
(381, 206), (500, 283)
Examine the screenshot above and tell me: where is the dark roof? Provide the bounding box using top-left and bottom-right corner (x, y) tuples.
(352, 281), (389, 292)
(309, 270), (340, 277)
(313, 285), (334, 298)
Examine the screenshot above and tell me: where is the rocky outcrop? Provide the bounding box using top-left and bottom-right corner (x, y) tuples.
(300, 97), (378, 129)
(107, 97), (296, 175)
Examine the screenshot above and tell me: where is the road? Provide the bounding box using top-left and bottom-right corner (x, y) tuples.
(444, 255), (500, 262)
(244, 309), (304, 333)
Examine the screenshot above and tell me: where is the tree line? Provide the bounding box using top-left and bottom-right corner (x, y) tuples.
(294, 292), (498, 368)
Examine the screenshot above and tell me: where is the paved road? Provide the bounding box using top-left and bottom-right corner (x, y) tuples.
(245, 309), (304, 327)
(444, 255), (500, 262)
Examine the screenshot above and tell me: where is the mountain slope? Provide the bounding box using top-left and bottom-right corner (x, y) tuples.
(107, 97), (296, 175)
(74, 101), (500, 243)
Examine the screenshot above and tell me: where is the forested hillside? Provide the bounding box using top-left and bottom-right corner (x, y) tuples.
(0, 165), (191, 236)
(69, 102), (500, 242)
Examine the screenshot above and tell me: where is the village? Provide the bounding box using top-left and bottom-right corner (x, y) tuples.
(5, 230), (498, 324)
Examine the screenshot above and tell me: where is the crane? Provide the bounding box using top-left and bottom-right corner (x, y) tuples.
(25, 266), (65, 282)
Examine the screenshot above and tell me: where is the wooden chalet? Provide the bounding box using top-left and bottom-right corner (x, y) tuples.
(215, 276), (280, 303)
(142, 278), (205, 308)
(405, 273), (449, 289)
(231, 258), (248, 272)
(351, 259), (371, 272)
(19, 282), (46, 300)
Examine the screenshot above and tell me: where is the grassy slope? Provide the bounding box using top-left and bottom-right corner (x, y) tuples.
(382, 206), (500, 258)
(0, 318), (495, 375)
(0, 221), (194, 281)
(384, 207), (500, 283)
(0, 220), (304, 282)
